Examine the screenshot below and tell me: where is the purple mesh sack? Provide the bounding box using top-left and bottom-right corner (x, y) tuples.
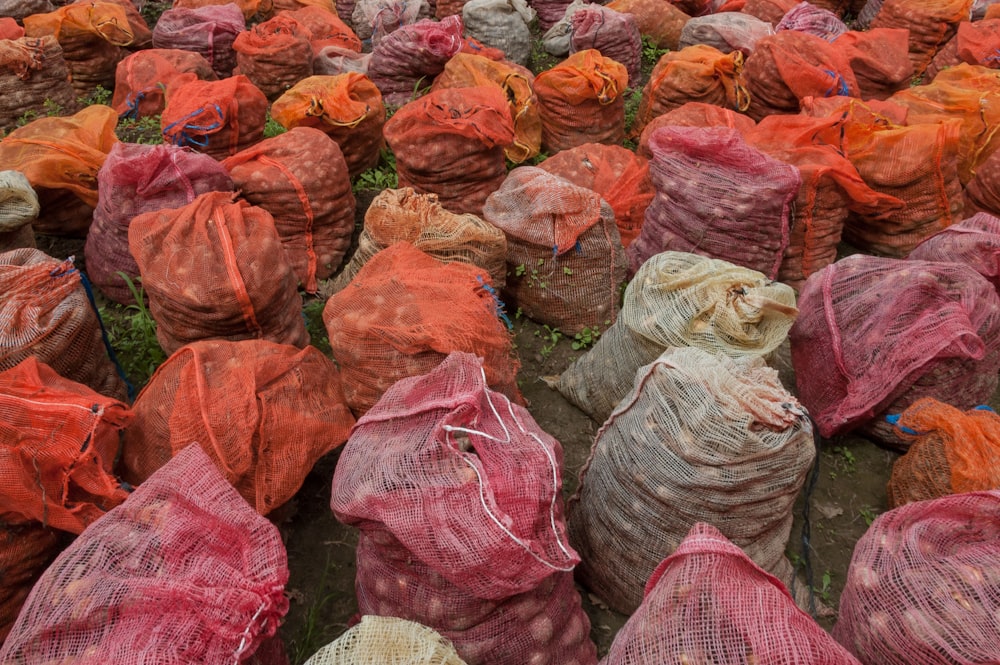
(368, 15), (463, 105)
(908, 212), (1000, 295)
(569, 5), (641, 86)
(775, 1), (848, 41)
(152, 4), (245, 78)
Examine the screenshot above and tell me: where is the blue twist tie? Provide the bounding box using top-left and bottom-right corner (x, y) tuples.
(884, 413), (919, 435)
(975, 405), (996, 412)
(163, 104), (224, 147)
(477, 275), (512, 330)
(823, 69), (850, 97)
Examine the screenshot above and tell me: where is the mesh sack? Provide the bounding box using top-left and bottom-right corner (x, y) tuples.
(111, 48), (217, 119)
(987, 2), (1000, 17)
(853, 0), (883, 28)
(537, 143), (653, 248)
(0, 171), (40, 235)
(121, 339), (355, 516)
(605, 0), (689, 50)
(222, 126), (356, 292)
(740, 0), (801, 24)
(539, 0), (588, 57)
(270, 73), (386, 177)
(327, 187), (507, 293)
(0, 36), (78, 134)
(926, 19), (1000, 81)
(271, 0), (338, 13)
(633, 45), (749, 137)
(974, 0), (1000, 18)
(677, 13), (775, 56)
(0, 0), (53, 21)
(966, 145), (1000, 217)
(0, 444), (289, 665)
(0, 104), (117, 238)
(151, 4), (246, 78)
(531, 0), (584, 29)
(462, 0), (535, 66)
(831, 28), (913, 101)
(668, 0), (728, 16)
(128, 190), (308, 355)
(534, 49), (628, 154)
(85, 142), (234, 306)
(304, 616), (467, 664)
(627, 125), (800, 279)
(368, 16), (463, 106)
(352, 0), (430, 46)
(383, 85), (513, 216)
(775, 1), (847, 39)
(569, 5), (641, 85)
(0, 18), (23, 40)
(635, 101), (756, 158)
(603, 523), (863, 665)
(0, 356), (130, 533)
(161, 74), (268, 160)
(885, 398), (1000, 509)
(232, 14), (314, 100)
(789, 255), (1000, 446)
(909, 213), (1000, 293)
(833, 490), (1000, 665)
(322, 243), (520, 415)
(870, 0), (974, 77)
(0, 521), (62, 644)
(568, 347), (814, 614)
(805, 0), (866, 15)
(556, 251), (797, 424)
(172, 0), (268, 19)
(313, 44), (372, 75)
(282, 5), (362, 50)
(483, 166), (626, 335)
(0, 250), (127, 401)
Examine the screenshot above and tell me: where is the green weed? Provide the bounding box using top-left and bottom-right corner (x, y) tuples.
(814, 570), (833, 604)
(287, 557), (340, 665)
(858, 506), (878, 527)
(78, 85), (112, 108)
(264, 113), (287, 139)
(303, 298), (331, 356)
(535, 324), (563, 357)
(571, 323), (606, 351)
(116, 114), (164, 144)
(103, 273), (167, 387)
(353, 147), (398, 192)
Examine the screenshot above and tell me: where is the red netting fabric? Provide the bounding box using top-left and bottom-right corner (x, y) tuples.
(368, 15), (463, 105)
(0, 521), (62, 643)
(740, 0), (800, 24)
(111, 48), (217, 119)
(161, 75), (268, 161)
(151, 4), (246, 78)
(605, 0), (690, 50)
(677, 13), (775, 56)
(909, 213), (1000, 294)
(829, 28), (912, 101)
(869, 0), (974, 77)
(925, 19), (1000, 82)
(232, 13), (314, 100)
(635, 101), (756, 157)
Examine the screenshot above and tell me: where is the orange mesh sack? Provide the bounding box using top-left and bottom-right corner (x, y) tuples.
(568, 347), (815, 614)
(636, 101), (756, 158)
(152, 4), (246, 78)
(161, 74), (268, 160)
(0, 357), (131, 533)
(831, 28), (913, 101)
(537, 143), (654, 247)
(128, 190), (309, 355)
(885, 399), (1000, 509)
(789, 255), (1000, 447)
(633, 45), (749, 137)
(0, 105), (117, 237)
(270, 74), (385, 177)
(173, 0), (267, 20)
(232, 14), (314, 100)
(740, 0), (799, 23)
(282, 5), (362, 50)
(677, 13), (775, 56)
(327, 187), (507, 293)
(222, 127), (355, 293)
(367, 16), (463, 106)
(966, 145), (1000, 217)
(483, 166), (627, 335)
(121, 339), (355, 516)
(870, 0), (974, 77)
(0, 521), (62, 643)
(987, 2), (1000, 18)
(0, 250), (127, 401)
(0, 37), (78, 134)
(909, 213), (1000, 293)
(383, 85), (514, 216)
(925, 19), (1000, 81)
(556, 251), (797, 424)
(322, 242), (521, 415)
(569, 5), (641, 85)
(606, 0), (690, 50)
(111, 48), (217, 119)
(534, 49), (628, 154)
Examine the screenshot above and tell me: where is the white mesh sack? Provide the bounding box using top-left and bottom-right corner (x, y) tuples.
(304, 616), (467, 665)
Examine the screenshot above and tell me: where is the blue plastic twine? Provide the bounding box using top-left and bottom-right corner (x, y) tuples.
(477, 275), (513, 330)
(162, 103), (224, 148)
(823, 69), (850, 97)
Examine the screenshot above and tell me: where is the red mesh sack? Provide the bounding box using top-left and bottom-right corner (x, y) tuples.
(677, 13), (776, 56)
(569, 5), (641, 85)
(0, 357), (131, 533)
(606, 0), (690, 49)
(368, 15), (463, 106)
(283, 5), (361, 50)
(128, 190), (308, 355)
(534, 49), (628, 154)
(806, 0), (866, 15)
(121, 339), (355, 516)
(0, 36), (78, 133)
(537, 143), (653, 247)
(870, 0), (974, 77)
(831, 28), (913, 101)
(232, 14), (314, 100)
(635, 101), (756, 158)
(833, 491), (1000, 665)
(0, 521), (62, 643)
(383, 85), (514, 216)
(111, 48), (217, 119)
(272, 0), (338, 13)
(909, 213), (1000, 292)
(484, 166), (627, 334)
(886, 398), (1000, 508)
(0, 444), (290, 664)
(740, 0), (799, 23)
(151, 4), (246, 78)
(331, 352), (595, 665)
(270, 73), (386, 177)
(0, 251), (127, 401)
(775, 1), (847, 39)
(789, 255), (1000, 447)
(966, 145), (1000, 217)
(627, 125), (799, 279)
(173, 0), (268, 20)
(603, 523), (862, 665)
(322, 242), (520, 415)
(926, 19), (1000, 81)
(161, 75), (268, 160)
(0, 105), (117, 237)
(222, 126), (356, 292)
(85, 142), (235, 306)
(634, 45), (749, 137)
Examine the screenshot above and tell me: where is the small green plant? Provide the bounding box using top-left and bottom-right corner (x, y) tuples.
(15, 97), (65, 127)
(288, 557), (340, 665)
(535, 324), (563, 357)
(858, 506), (878, 527)
(640, 36), (669, 69)
(302, 298), (331, 355)
(263, 113), (287, 139)
(104, 273), (167, 387)
(78, 85), (112, 108)
(116, 115), (164, 144)
(572, 325), (603, 351)
(814, 570), (833, 604)
(831, 445), (857, 473)
(353, 148), (398, 192)
(623, 88), (643, 147)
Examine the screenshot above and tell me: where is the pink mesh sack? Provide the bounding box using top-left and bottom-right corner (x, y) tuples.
(908, 213), (1000, 294)
(626, 125), (800, 279)
(635, 101), (756, 158)
(833, 490), (1000, 665)
(775, 1), (848, 40)
(152, 4), (246, 78)
(569, 5), (641, 86)
(790, 255), (1000, 448)
(0, 444), (290, 664)
(603, 523), (862, 665)
(85, 142), (235, 305)
(368, 15), (463, 106)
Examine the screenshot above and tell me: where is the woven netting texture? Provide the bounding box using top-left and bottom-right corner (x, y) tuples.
(833, 490), (1000, 665)
(627, 125), (800, 279)
(384, 85), (513, 216)
(870, 0), (973, 77)
(313, 44), (371, 76)
(742, 0), (801, 24)
(0, 356), (130, 533)
(322, 243), (520, 416)
(926, 19), (1000, 81)
(967, 137), (1000, 217)
(161, 75), (268, 161)
(0, 444), (290, 665)
(908, 213), (1000, 293)
(121, 338), (355, 516)
(790, 254), (1000, 447)
(462, 0), (535, 66)
(328, 187), (507, 294)
(0, 521), (62, 643)
(569, 6), (640, 86)
(0, 250), (127, 401)
(0, 36), (78, 133)
(283, 5), (362, 51)
(775, 1), (848, 40)
(0, 0), (53, 21)
(351, 0), (431, 46)
(605, 0), (689, 50)
(232, 14), (314, 101)
(602, 523), (862, 665)
(128, 190), (308, 355)
(173, 0), (263, 19)
(270, 73), (386, 177)
(531, 0), (577, 30)
(483, 166), (626, 335)
(85, 142), (234, 305)
(569, 347), (814, 614)
(827, 28), (912, 101)
(368, 16), (463, 105)
(807, 0), (867, 16)
(111, 48), (216, 119)
(0, 171), (39, 234)
(677, 13), (774, 55)
(886, 398), (1000, 508)
(222, 126), (356, 293)
(539, 0), (586, 57)
(0, 20), (23, 41)
(304, 616), (467, 665)
(151, 4), (245, 78)
(635, 101), (756, 158)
